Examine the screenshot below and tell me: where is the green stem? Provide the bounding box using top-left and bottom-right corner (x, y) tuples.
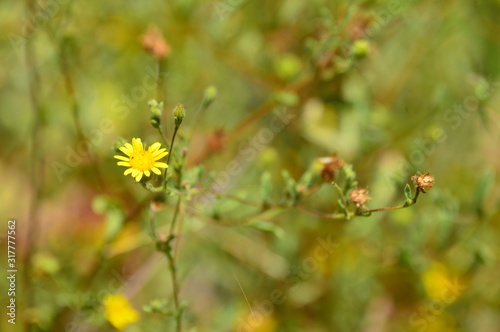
(167, 125), (180, 166)
(165, 247), (182, 332)
(363, 188), (422, 214)
(296, 204), (353, 220)
(157, 59), (167, 106)
(149, 209), (158, 241)
(157, 124), (170, 150)
(163, 124), (180, 189)
(169, 196), (182, 235)
(24, 0), (41, 329)
(164, 194), (183, 331)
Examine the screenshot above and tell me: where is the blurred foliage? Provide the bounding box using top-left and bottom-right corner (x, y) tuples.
(1, 0), (500, 331)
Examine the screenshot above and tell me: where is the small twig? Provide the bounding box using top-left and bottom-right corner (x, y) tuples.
(165, 248), (182, 332)
(169, 196), (182, 236)
(296, 204), (351, 220)
(24, 0), (41, 328)
(157, 124), (170, 151)
(163, 123), (180, 189)
(149, 209), (158, 241)
(157, 59), (167, 107)
(363, 188), (422, 214)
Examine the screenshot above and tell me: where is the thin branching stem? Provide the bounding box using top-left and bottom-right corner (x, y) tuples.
(163, 124), (180, 189)
(296, 204), (352, 220)
(165, 246), (182, 332)
(24, 0), (42, 329)
(364, 188), (422, 214)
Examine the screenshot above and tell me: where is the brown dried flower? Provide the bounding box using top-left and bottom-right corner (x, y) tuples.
(411, 172), (435, 193)
(142, 27), (170, 60)
(317, 154), (345, 182)
(350, 189), (371, 207)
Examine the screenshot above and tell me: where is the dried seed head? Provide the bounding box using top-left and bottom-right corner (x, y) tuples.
(350, 189), (371, 207)
(317, 154), (345, 182)
(412, 172), (435, 193)
(142, 27), (170, 60)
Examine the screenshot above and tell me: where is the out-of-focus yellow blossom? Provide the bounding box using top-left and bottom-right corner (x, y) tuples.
(421, 262), (450, 299)
(103, 294), (140, 330)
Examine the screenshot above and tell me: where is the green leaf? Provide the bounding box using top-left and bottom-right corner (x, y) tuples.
(261, 171), (272, 207)
(337, 199), (349, 220)
(249, 221), (285, 238)
(342, 164), (358, 194)
(404, 183), (413, 205)
(103, 209), (125, 243)
(472, 168), (495, 215)
(298, 169), (314, 189)
(282, 170), (299, 205)
(92, 195), (125, 243)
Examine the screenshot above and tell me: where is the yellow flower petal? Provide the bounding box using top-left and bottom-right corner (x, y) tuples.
(124, 168), (133, 175)
(154, 162), (169, 168)
(132, 138), (143, 151)
(148, 142), (161, 152)
(119, 146), (132, 156)
(153, 151), (168, 159)
(135, 172), (143, 182)
(144, 170), (150, 177)
(114, 155), (129, 161)
(151, 167), (162, 175)
(117, 161), (130, 167)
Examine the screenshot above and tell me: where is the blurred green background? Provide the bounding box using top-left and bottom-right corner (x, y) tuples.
(1, 0), (499, 331)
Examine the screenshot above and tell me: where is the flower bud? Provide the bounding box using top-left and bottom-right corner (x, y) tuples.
(173, 104), (185, 126)
(149, 99), (163, 128)
(202, 85), (217, 109)
(352, 39), (370, 58)
(150, 118), (160, 129)
(113, 137), (127, 153)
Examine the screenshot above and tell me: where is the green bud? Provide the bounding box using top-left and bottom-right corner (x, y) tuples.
(151, 117), (160, 129)
(404, 183), (413, 206)
(275, 54), (302, 80)
(113, 137), (126, 153)
(148, 99), (159, 108)
(173, 104), (185, 126)
(202, 85), (217, 109)
(149, 99), (163, 128)
(352, 40), (370, 58)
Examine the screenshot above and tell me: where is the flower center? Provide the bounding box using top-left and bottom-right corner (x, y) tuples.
(129, 150), (155, 171)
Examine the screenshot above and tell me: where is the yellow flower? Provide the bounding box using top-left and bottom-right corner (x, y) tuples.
(114, 138), (168, 182)
(103, 294), (140, 330)
(421, 262), (449, 299)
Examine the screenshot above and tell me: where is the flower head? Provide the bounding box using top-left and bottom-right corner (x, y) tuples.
(350, 188), (371, 207)
(173, 104), (185, 126)
(114, 138), (168, 182)
(141, 27), (170, 60)
(412, 172), (434, 193)
(317, 154), (345, 182)
(103, 294), (140, 330)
